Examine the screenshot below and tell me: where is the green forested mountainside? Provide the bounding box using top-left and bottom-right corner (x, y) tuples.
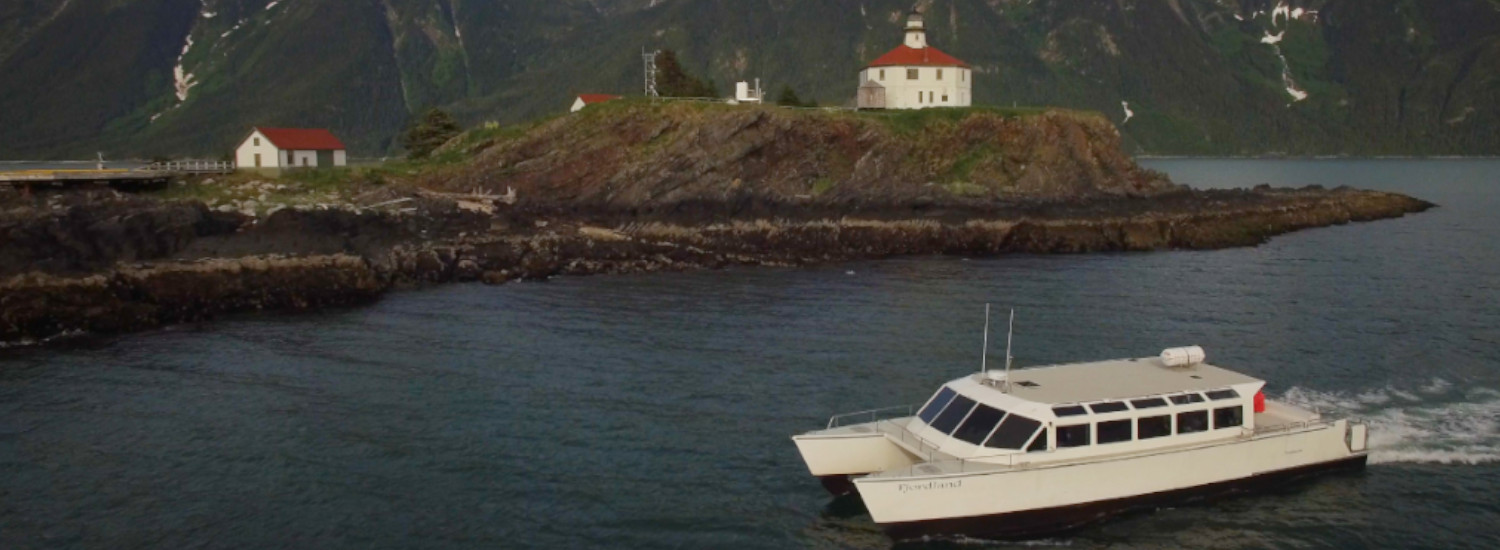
(1, 0), (1498, 159)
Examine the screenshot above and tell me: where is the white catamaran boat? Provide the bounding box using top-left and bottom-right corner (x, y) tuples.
(792, 341), (1368, 540)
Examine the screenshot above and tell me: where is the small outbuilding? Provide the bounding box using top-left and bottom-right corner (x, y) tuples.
(235, 127), (348, 171)
(571, 94), (622, 113)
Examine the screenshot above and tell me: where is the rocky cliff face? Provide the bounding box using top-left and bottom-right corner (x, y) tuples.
(0, 106), (1436, 345)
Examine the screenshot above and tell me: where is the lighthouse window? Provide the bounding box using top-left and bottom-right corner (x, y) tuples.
(1088, 401), (1129, 414)
(1206, 389), (1240, 401)
(1170, 393), (1206, 405)
(1138, 415), (1172, 439)
(1057, 424), (1091, 448)
(1131, 397), (1168, 409)
(930, 395), (977, 434)
(917, 387), (957, 424)
(1052, 405), (1087, 417)
(908, 69), (919, 80)
(1177, 410), (1209, 434)
(984, 414), (1041, 449)
(953, 405), (1007, 445)
(1097, 420), (1132, 444)
(1214, 406), (1244, 429)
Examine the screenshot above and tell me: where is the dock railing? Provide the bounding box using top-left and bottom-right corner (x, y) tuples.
(144, 160), (235, 174)
(826, 404), (915, 429)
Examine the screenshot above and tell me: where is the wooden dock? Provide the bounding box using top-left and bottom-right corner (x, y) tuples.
(0, 161), (233, 192)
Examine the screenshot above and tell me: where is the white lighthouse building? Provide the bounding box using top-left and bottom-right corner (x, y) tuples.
(857, 10), (972, 110)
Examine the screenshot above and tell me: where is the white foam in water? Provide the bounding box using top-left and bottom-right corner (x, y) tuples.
(1279, 381), (1500, 465)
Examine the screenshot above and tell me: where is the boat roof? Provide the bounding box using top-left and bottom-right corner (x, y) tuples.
(980, 357), (1263, 406)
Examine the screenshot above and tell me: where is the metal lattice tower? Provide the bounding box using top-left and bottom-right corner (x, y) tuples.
(642, 48), (660, 99)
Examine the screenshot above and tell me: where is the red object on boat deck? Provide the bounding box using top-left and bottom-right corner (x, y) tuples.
(1254, 390), (1267, 413)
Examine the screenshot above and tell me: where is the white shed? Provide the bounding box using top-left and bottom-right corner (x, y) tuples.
(856, 10), (973, 110)
(235, 127), (348, 171)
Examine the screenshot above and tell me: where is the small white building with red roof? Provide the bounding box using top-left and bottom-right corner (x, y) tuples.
(857, 10), (972, 110)
(235, 127), (348, 171)
(571, 94), (623, 113)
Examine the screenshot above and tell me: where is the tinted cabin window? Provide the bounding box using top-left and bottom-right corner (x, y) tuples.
(1214, 406), (1244, 429)
(1057, 424), (1090, 448)
(1097, 419), (1132, 444)
(930, 395), (976, 434)
(953, 405), (1006, 445)
(1206, 389), (1240, 400)
(1089, 401), (1129, 414)
(1026, 432), (1047, 453)
(985, 414), (1041, 449)
(1138, 415), (1171, 439)
(1170, 393), (1206, 405)
(1131, 398), (1168, 409)
(1177, 410), (1209, 434)
(1053, 405), (1087, 417)
(917, 388), (957, 424)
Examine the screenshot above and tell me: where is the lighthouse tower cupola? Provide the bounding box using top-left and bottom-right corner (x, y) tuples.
(904, 10), (927, 49)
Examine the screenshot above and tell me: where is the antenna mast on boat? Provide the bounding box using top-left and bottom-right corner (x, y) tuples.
(980, 304), (991, 374)
(1004, 309), (1015, 393)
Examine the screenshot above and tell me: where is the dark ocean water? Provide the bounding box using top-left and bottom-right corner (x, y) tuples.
(2, 159), (1498, 549)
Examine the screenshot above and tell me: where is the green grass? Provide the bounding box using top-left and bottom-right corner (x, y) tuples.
(811, 177), (835, 196)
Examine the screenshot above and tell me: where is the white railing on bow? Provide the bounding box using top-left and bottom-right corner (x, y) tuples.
(826, 404), (916, 429)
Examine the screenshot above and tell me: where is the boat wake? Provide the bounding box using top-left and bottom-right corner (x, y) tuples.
(1279, 379), (1500, 465)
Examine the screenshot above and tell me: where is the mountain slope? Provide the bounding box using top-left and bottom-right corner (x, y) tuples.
(1, 0), (1498, 159)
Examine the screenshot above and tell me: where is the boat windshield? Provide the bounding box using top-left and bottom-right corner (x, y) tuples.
(985, 413), (1042, 450)
(917, 387), (958, 424)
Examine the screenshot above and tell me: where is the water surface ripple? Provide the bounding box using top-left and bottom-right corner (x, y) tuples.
(2, 159), (1497, 549)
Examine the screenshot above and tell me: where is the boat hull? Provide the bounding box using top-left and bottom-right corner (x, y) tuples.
(881, 454), (1367, 541)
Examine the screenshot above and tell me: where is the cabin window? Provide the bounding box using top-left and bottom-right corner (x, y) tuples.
(930, 395), (977, 434)
(1138, 415), (1172, 439)
(1177, 410), (1209, 434)
(1057, 424), (1090, 448)
(937, 69), (944, 80)
(1131, 397), (1168, 409)
(952, 405), (1006, 445)
(1053, 405), (1087, 417)
(942, 94), (949, 102)
(1026, 431), (1048, 453)
(907, 68), (919, 80)
(1170, 393), (1206, 405)
(254, 138), (261, 146)
(917, 387), (957, 423)
(962, 71), (966, 82)
(1088, 401), (1129, 414)
(1206, 389), (1240, 401)
(1097, 419), (1132, 444)
(1214, 406), (1244, 429)
(984, 414), (1042, 449)
(879, 69), (885, 80)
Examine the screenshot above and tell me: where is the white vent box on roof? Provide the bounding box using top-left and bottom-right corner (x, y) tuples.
(1160, 346), (1207, 367)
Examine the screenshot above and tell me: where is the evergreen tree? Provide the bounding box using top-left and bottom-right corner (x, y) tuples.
(656, 50), (717, 98)
(402, 108), (462, 160)
(777, 85), (809, 107)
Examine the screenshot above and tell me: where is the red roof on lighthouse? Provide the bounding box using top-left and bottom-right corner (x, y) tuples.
(577, 94), (623, 105)
(867, 45), (970, 69)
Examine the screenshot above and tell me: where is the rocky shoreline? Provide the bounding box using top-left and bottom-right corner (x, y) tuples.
(0, 185), (1433, 345)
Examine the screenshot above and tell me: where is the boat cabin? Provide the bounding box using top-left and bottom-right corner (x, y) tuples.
(907, 351), (1266, 461)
